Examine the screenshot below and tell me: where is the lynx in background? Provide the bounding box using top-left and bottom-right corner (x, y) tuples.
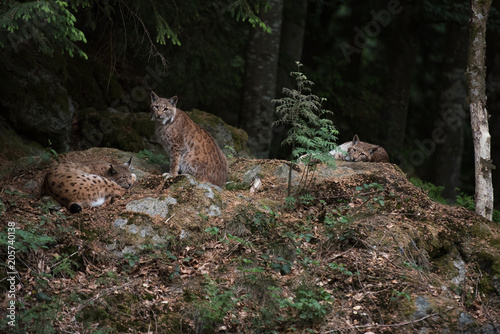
(150, 92), (228, 187)
(329, 135), (389, 162)
(347, 134), (389, 162)
(42, 159), (136, 214)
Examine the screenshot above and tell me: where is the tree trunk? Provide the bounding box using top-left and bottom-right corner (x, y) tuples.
(467, 0), (494, 220)
(381, 0), (418, 154)
(270, 0), (307, 158)
(434, 25), (468, 201)
(276, 0), (307, 94)
(240, 0), (284, 158)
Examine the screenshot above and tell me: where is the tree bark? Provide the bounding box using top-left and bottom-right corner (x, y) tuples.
(240, 0), (284, 158)
(467, 0), (494, 220)
(381, 0), (418, 154)
(270, 0), (307, 158)
(434, 25), (468, 201)
(276, 0), (307, 95)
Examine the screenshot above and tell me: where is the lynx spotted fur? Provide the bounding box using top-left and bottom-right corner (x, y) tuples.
(150, 92), (228, 187)
(42, 159), (136, 214)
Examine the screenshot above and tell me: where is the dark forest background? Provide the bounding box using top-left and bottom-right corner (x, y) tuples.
(1, 0), (500, 206)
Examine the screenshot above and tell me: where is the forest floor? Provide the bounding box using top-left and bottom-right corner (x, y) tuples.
(0, 148), (499, 333)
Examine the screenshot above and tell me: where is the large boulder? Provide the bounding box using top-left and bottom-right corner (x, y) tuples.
(111, 174), (224, 255)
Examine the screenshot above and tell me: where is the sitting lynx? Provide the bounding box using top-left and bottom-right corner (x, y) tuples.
(42, 159), (136, 214)
(347, 134), (389, 162)
(150, 92), (228, 187)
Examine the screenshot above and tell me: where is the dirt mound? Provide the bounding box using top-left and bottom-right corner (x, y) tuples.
(0, 150), (499, 333)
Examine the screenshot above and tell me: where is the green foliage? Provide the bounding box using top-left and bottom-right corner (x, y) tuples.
(0, 0), (88, 58)
(453, 191), (500, 223)
(41, 139), (59, 163)
(409, 177), (447, 204)
(123, 252), (139, 268)
(354, 183), (386, 209)
(204, 226), (220, 236)
(284, 195), (297, 210)
(250, 207), (279, 236)
(273, 62), (339, 196)
(192, 276), (241, 332)
(299, 193), (315, 206)
(267, 256), (293, 276)
(267, 283), (333, 327)
(391, 289), (411, 302)
(290, 284), (334, 324)
(224, 145), (237, 158)
(411, 178), (500, 222)
(225, 181), (250, 191)
(51, 254), (77, 278)
(324, 183), (386, 242)
(0, 228), (55, 253)
(4, 297), (63, 334)
(328, 262), (355, 276)
(227, 0), (271, 32)
(455, 191), (475, 211)
(136, 149), (169, 165)
(150, 2), (181, 46)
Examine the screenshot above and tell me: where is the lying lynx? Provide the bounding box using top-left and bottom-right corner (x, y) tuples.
(329, 141), (354, 160)
(346, 134), (389, 162)
(42, 159), (136, 214)
(150, 92), (228, 187)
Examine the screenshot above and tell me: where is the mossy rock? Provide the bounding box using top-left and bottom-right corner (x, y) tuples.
(186, 109), (251, 158)
(77, 108), (155, 152)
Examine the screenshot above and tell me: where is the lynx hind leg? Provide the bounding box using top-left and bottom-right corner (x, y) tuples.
(69, 202), (83, 214)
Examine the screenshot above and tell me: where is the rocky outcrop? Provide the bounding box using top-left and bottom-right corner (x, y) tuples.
(0, 51), (74, 152)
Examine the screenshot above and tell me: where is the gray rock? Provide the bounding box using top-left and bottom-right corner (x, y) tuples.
(413, 296), (432, 319)
(274, 163), (300, 185)
(451, 256), (466, 286)
(111, 217), (170, 256)
(40, 196), (62, 211)
(242, 165), (262, 184)
(207, 205), (222, 217)
(458, 312), (475, 327)
(23, 180), (38, 191)
(125, 196), (177, 218)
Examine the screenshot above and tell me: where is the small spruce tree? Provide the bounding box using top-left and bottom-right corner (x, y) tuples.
(273, 62), (338, 196)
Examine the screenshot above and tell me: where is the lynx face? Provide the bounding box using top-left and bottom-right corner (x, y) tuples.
(89, 162), (136, 189)
(151, 92), (178, 125)
(347, 146), (372, 162)
(346, 134), (389, 163)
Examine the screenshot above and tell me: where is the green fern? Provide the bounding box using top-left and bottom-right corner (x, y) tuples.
(273, 62), (339, 196)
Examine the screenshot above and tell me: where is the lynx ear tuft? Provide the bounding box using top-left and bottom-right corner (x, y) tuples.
(352, 134), (360, 144)
(169, 96), (178, 106)
(109, 164), (118, 175)
(151, 91), (159, 102)
(125, 157), (133, 168)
